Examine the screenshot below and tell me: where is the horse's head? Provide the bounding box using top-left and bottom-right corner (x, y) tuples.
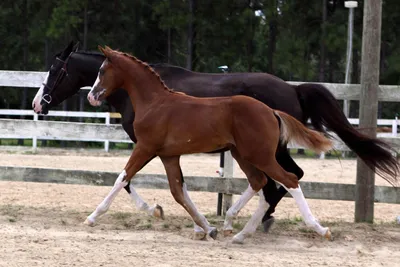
(88, 46), (123, 106)
(32, 41), (79, 114)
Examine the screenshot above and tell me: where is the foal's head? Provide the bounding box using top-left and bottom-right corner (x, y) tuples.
(88, 46), (124, 105)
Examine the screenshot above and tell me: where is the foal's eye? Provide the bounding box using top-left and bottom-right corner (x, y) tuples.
(99, 69), (105, 76)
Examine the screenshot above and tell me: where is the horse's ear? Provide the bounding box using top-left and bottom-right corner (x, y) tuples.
(66, 41), (74, 52)
(73, 41), (80, 52)
(98, 45), (106, 55)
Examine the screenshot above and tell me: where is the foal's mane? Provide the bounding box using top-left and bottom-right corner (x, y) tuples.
(114, 51), (178, 94)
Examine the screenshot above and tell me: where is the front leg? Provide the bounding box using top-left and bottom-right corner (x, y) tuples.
(84, 145), (155, 226)
(124, 181), (164, 219)
(160, 156), (217, 240)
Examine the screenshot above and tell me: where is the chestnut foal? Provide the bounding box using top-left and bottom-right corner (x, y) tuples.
(86, 46), (333, 243)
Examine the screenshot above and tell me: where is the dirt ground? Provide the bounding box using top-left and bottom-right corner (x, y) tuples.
(0, 147), (399, 267)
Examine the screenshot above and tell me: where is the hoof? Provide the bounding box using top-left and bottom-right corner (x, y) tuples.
(324, 229), (333, 241)
(223, 229), (233, 237)
(208, 228), (218, 240)
(193, 231), (207, 241)
(232, 234), (244, 244)
(83, 218), (95, 227)
(262, 216), (275, 233)
(153, 204), (165, 220)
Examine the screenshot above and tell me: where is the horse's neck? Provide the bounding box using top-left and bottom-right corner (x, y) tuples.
(121, 61), (170, 112)
(74, 52), (104, 86)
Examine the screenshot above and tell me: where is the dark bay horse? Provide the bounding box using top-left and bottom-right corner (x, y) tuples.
(32, 41), (400, 235)
(88, 46), (333, 243)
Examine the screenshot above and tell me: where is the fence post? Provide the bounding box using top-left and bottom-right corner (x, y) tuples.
(216, 152), (224, 215)
(104, 113), (110, 152)
(355, 0), (382, 223)
(222, 151), (234, 215)
(32, 113), (38, 151)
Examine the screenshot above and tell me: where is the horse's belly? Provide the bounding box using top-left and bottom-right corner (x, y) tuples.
(157, 133), (232, 156)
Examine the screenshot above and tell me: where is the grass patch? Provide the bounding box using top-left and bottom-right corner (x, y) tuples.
(110, 212), (131, 221)
(232, 222), (245, 230)
(184, 222), (194, 228)
(0, 204), (24, 218)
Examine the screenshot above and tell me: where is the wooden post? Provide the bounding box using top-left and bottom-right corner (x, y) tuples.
(222, 151), (234, 215)
(355, 0), (382, 223)
(32, 113), (38, 151)
(104, 113), (110, 152)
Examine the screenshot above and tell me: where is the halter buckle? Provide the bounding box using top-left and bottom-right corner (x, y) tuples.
(42, 94), (52, 104)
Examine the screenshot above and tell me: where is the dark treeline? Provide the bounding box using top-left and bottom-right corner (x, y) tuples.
(1, 0), (400, 117)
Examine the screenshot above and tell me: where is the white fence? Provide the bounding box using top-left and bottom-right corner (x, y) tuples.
(1, 70), (400, 152)
(0, 109), (125, 152)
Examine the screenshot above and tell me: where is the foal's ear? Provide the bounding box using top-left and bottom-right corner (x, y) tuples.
(98, 45), (110, 58)
(98, 45), (113, 63)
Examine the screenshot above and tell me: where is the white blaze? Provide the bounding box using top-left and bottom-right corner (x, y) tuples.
(87, 61), (105, 106)
(32, 72), (49, 113)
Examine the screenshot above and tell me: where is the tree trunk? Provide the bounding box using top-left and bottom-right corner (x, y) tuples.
(83, 2), (88, 50)
(186, 0), (196, 70)
(355, 0), (382, 223)
(267, 18), (277, 74)
(19, 0), (29, 146)
(167, 27), (172, 64)
(319, 0), (327, 82)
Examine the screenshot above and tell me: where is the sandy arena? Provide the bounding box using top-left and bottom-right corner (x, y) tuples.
(0, 148), (399, 267)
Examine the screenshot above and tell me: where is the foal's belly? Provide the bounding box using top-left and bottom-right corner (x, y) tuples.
(157, 125), (233, 156)
(156, 102), (234, 156)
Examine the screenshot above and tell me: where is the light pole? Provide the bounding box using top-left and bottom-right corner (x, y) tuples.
(343, 1), (358, 117)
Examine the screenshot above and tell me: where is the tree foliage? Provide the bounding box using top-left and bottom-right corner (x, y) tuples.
(0, 0), (399, 117)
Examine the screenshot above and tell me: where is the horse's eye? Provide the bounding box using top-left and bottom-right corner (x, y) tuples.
(99, 69), (105, 76)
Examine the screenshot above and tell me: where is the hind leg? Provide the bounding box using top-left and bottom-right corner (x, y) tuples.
(247, 152), (330, 239)
(279, 183), (331, 240)
(232, 190), (269, 244)
(262, 145), (304, 232)
(223, 147), (267, 236)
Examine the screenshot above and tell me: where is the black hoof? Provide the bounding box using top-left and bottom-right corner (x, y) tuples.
(209, 228), (218, 240)
(263, 216), (275, 233)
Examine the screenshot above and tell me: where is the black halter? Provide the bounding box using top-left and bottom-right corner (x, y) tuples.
(41, 52), (74, 104)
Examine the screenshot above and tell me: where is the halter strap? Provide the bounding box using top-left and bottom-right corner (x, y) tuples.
(41, 52), (74, 104)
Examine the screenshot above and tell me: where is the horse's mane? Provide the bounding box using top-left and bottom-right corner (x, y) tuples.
(116, 51), (182, 94)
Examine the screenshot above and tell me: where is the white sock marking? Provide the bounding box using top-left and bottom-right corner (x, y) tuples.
(181, 183), (214, 234)
(128, 183), (158, 216)
(86, 170), (128, 224)
(281, 184), (328, 236)
(223, 185), (256, 231)
(233, 190), (269, 243)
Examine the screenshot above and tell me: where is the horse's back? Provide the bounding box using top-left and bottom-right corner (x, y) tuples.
(159, 69), (303, 122)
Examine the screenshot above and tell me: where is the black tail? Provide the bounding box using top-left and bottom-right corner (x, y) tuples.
(294, 83), (400, 186)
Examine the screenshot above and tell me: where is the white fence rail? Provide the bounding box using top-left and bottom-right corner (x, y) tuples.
(1, 70), (400, 152)
(0, 110), (126, 152)
(2, 70), (400, 100)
